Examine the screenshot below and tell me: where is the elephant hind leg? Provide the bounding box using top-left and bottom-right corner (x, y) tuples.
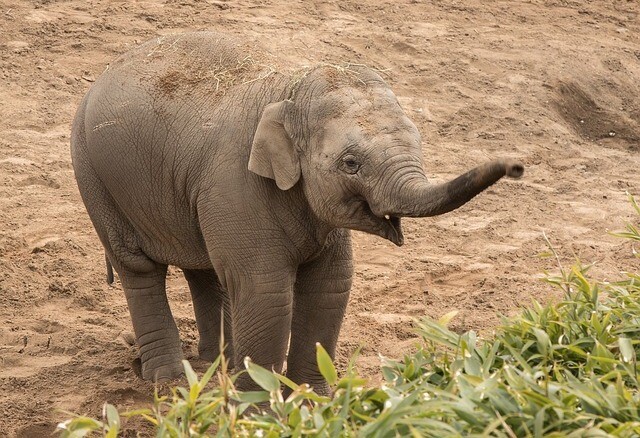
(72, 126), (182, 381)
(120, 263), (183, 382)
(74, 170), (183, 381)
(75, 174), (184, 381)
(183, 269), (234, 366)
(81, 186), (184, 382)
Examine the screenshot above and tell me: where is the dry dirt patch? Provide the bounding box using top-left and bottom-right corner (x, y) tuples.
(1, 0), (639, 435)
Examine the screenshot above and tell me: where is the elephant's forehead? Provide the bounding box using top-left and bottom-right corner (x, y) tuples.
(313, 105), (421, 155)
(339, 86), (396, 110)
(311, 86), (409, 129)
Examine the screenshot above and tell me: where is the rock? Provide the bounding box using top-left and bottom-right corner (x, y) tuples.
(5, 41), (29, 53)
(120, 331), (136, 346)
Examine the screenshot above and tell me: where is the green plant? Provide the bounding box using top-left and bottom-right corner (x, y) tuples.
(58, 196), (640, 437)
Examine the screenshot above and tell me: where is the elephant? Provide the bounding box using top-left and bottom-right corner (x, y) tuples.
(70, 31), (523, 393)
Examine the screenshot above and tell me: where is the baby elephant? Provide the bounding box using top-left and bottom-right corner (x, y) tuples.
(71, 31), (522, 393)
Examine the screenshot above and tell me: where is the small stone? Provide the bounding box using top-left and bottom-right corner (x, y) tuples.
(120, 331), (136, 346)
(5, 40), (29, 51)
(64, 76), (75, 85)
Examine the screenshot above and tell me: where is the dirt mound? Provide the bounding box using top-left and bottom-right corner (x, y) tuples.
(554, 81), (640, 150)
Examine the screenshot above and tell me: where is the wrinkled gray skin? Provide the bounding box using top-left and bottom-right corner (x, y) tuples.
(71, 32), (522, 394)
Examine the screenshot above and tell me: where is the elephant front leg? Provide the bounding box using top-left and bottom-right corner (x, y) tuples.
(287, 230), (353, 396)
(224, 271), (295, 392)
(119, 264), (184, 382)
(183, 269), (233, 366)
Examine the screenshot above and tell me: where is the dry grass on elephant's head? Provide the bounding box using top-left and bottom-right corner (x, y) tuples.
(286, 62), (390, 100)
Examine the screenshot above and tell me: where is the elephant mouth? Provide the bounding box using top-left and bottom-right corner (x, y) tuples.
(359, 200), (404, 246)
(382, 214), (404, 246)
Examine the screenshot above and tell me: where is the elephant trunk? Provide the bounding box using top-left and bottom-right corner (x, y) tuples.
(357, 159), (523, 247)
(380, 160), (523, 219)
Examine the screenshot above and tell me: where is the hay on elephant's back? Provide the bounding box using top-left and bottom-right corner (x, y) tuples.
(144, 33), (281, 98)
(156, 54), (278, 98)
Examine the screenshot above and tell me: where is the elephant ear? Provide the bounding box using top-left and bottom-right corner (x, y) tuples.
(249, 100), (300, 190)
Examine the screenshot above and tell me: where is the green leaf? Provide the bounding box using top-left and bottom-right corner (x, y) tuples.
(287, 406), (302, 429)
(452, 405), (482, 426)
(532, 327), (551, 357)
(57, 417), (103, 437)
(275, 372), (300, 390)
(176, 386), (189, 400)
(533, 406), (546, 438)
(303, 391), (332, 404)
(438, 310), (459, 327)
(316, 343), (338, 386)
(464, 356), (482, 376)
(619, 337), (635, 363)
(183, 360), (198, 389)
(199, 355), (221, 389)
(244, 357), (281, 392)
(103, 404), (120, 437)
(232, 390), (271, 404)
(337, 377), (368, 389)
(121, 408), (153, 418)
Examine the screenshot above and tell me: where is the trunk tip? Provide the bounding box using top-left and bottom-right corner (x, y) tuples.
(505, 161), (524, 179)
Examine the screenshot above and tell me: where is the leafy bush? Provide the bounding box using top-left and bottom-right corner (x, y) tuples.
(58, 197), (640, 437)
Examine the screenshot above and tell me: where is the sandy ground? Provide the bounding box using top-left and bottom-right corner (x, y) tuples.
(1, 0), (639, 435)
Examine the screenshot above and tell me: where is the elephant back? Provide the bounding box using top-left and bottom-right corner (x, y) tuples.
(98, 31), (282, 101)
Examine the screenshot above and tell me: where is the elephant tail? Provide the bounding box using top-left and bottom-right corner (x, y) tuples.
(106, 254), (114, 285)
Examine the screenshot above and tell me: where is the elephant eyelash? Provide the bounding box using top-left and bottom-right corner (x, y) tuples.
(339, 154), (362, 174)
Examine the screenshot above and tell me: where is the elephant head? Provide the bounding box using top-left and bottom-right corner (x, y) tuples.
(249, 66), (523, 246)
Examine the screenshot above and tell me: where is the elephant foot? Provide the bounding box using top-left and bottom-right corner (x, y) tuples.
(199, 347), (218, 363)
(284, 374), (332, 398)
(141, 359), (184, 382)
(199, 343), (234, 369)
(308, 381), (331, 398)
(140, 352), (184, 382)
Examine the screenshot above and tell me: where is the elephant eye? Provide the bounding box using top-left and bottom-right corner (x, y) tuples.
(340, 154), (361, 174)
